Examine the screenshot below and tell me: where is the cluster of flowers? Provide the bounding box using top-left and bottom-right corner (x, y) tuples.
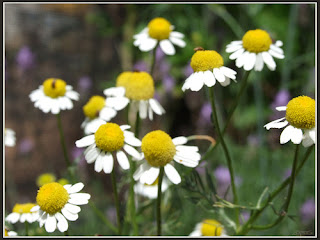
(5, 16), (315, 237)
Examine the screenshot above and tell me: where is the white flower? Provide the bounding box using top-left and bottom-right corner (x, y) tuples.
(134, 177), (170, 199)
(189, 219), (227, 237)
(75, 123), (142, 173)
(182, 49), (237, 92)
(134, 131), (200, 185)
(264, 96), (315, 147)
(6, 203), (39, 224)
(226, 29), (284, 71)
(133, 17), (186, 55)
(5, 227), (18, 237)
(29, 78), (79, 114)
(5, 128), (16, 147)
(31, 182), (90, 233)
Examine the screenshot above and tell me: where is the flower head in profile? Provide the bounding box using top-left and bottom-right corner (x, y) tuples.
(133, 17), (186, 55)
(75, 123), (142, 174)
(5, 128), (16, 147)
(226, 29), (284, 71)
(134, 176), (170, 199)
(29, 78), (79, 114)
(30, 182), (90, 233)
(182, 48), (237, 92)
(81, 94), (128, 135)
(104, 71), (165, 120)
(189, 219), (227, 236)
(6, 203), (39, 224)
(36, 173), (56, 187)
(4, 226), (18, 237)
(134, 130), (200, 185)
(264, 96), (315, 147)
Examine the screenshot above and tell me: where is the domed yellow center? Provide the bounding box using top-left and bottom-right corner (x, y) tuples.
(94, 123), (125, 152)
(190, 50), (224, 72)
(36, 173), (56, 187)
(242, 29), (272, 53)
(12, 203), (37, 214)
(201, 219), (223, 236)
(116, 71), (133, 89)
(141, 130), (176, 167)
(36, 182), (69, 215)
(124, 72), (155, 100)
(285, 96), (315, 129)
(148, 17), (172, 40)
(83, 95), (106, 120)
(43, 78), (67, 98)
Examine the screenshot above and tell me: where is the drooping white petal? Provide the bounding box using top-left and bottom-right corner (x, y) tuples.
(226, 44), (243, 53)
(169, 36), (186, 47)
(236, 51), (250, 68)
(139, 37), (158, 52)
(203, 70), (216, 87)
(173, 155), (199, 168)
(243, 52), (256, 71)
(149, 98), (165, 115)
(220, 66), (237, 80)
(64, 203), (81, 214)
(133, 162), (150, 180)
(176, 145), (199, 152)
(65, 90), (79, 100)
(170, 31), (184, 38)
(140, 167), (160, 185)
(270, 44), (284, 54)
(176, 150), (201, 162)
(61, 208), (79, 221)
(139, 100), (148, 119)
(262, 52), (276, 71)
(75, 135), (95, 148)
(99, 107), (117, 121)
(291, 127), (303, 144)
(189, 72), (204, 91)
(280, 125), (294, 144)
(116, 151), (130, 170)
(172, 136), (188, 145)
(67, 182), (84, 194)
(254, 53), (264, 71)
(220, 77), (231, 87)
(55, 212), (68, 232)
(94, 152), (104, 172)
(164, 164), (181, 184)
(148, 104), (154, 120)
(68, 194), (90, 205)
(106, 97), (129, 111)
(213, 68), (225, 83)
(124, 131), (141, 146)
(85, 147), (101, 164)
(45, 214), (57, 233)
(229, 48), (245, 60)
(264, 117), (287, 130)
(159, 39), (175, 55)
(123, 144), (142, 159)
(302, 129), (315, 147)
(103, 87), (125, 97)
(103, 153), (114, 174)
(86, 119), (106, 134)
(268, 49), (285, 59)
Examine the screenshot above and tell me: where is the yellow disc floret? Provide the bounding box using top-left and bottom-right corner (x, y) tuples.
(83, 96), (106, 120)
(36, 173), (56, 187)
(94, 123), (125, 152)
(12, 203), (37, 214)
(43, 78), (67, 98)
(148, 17), (172, 40)
(124, 72), (155, 100)
(141, 130), (176, 167)
(242, 29), (272, 53)
(36, 182), (69, 215)
(190, 50), (224, 72)
(201, 219), (223, 236)
(116, 71), (133, 88)
(285, 96), (315, 129)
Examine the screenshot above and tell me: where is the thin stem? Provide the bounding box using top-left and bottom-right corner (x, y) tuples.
(157, 167), (164, 236)
(150, 44), (158, 76)
(25, 222), (29, 236)
(89, 202), (118, 234)
(111, 169), (122, 235)
(134, 111), (141, 138)
(208, 87), (239, 226)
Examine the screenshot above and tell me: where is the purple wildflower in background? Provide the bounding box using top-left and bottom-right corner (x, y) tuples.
(283, 168), (292, 180)
(240, 211), (250, 224)
(106, 207), (117, 225)
(183, 61), (193, 78)
(18, 138), (34, 155)
(155, 45), (165, 62)
(247, 134), (260, 147)
(71, 146), (85, 165)
(270, 89), (290, 120)
(300, 198), (315, 224)
(78, 76), (92, 93)
(195, 161), (206, 175)
(133, 60), (148, 72)
(163, 75), (175, 93)
(16, 46), (35, 71)
(198, 102), (212, 125)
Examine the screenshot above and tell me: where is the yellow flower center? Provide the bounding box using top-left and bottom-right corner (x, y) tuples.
(36, 173), (56, 187)
(190, 50), (224, 72)
(83, 95), (106, 120)
(123, 72), (155, 100)
(58, 178), (69, 186)
(94, 123), (125, 152)
(141, 130), (176, 167)
(148, 17), (172, 40)
(201, 219), (223, 236)
(242, 29), (272, 53)
(42, 78), (67, 98)
(12, 203), (37, 214)
(285, 96), (315, 129)
(116, 71), (133, 88)
(36, 182), (69, 215)
(5, 229), (8, 236)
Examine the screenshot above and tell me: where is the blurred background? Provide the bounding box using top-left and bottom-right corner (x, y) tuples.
(4, 3), (315, 236)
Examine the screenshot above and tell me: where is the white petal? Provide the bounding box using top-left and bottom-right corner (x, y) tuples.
(30, 205), (40, 212)
(116, 151), (130, 170)
(120, 125), (131, 131)
(226, 44), (243, 53)
(229, 48), (245, 60)
(213, 68), (225, 83)
(176, 151), (201, 162)
(227, 40), (242, 46)
(69, 193), (91, 201)
(170, 31), (184, 38)
(103, 153), (114, 174)
(189, 72), (204, 91)
(264, 117), (287, 130)
(133, 162), (150, 181)
(140, 167), (160, 185)
(302, 130), (315, 147)
(236, 51), (249, 68)
(268, 49), (284, 59)
(276, 106), (287, 111)
(65, 90), (79, 100)
(164, 164), (181, 184)
(243, 52), (256, 71)
(94, 152), (104, 172)
(106, 97), (129, 111)
(172, 136), (188, 145)
(61, 208), (79, 221)
(139, 37), (158, 52)
(75, 135), (95, 148)
(55, 212), (68, 232)
(280, 125), (294, 144)
(160, 39), (175, 55)
(203, 70), (216, 87)
(124, 131), (141, 146)
(270, 43), (284, 54)
(45, 215), (57, 233)
(148, 104), (154, 120)
(85, 147), (101, 164)
(99, 107), (117, 121)
(176, 145), (199, 152)
(219, 66), (237, 80)
(67, 182), (84, 194)
(169, 36), (186, 48)
(6, 213), (20, 223)
(64, 203), (81, 214)
(291, 127), (303, 144)
(262, 52), (276, 71)
(63, 184), (72, 191)
(254, 53), (264, 71)
(139, 101), (148, 119)
(86, 119), (106, 134)
(275, 40), (283, 47)
(220, 77), (231, 87)
(149, 98), (165, 115)
(123, 144), (142, 159)
(103, 87), (125, 97)
(173, 155), (199, 168)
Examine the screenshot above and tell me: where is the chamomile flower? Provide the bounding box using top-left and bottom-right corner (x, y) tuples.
(104, 71), (165, 120)
(189, 219), (227, 237)
(75, 123), (142, 173)
(264, 96), (315, 147)
(81, 95), (128, 135)
(133, 130), (201, 185)
(226, 29), (284, 71)
(36, 173), (56, 187)
(182, 48), (237, 92)
(134, 176), (170, 199)
(30, 182), (90, 233)
(5, 128), (16, 147)
(4, 227), (18, 237)
(29, 78), (79, 114)
(6, 203), (39, 224)
(133, 17), (186, 55)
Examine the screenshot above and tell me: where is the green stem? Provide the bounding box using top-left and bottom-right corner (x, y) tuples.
(208, 87), (239, 226)
(157, 167), (164, 236)
(236, 145), (313, 235)
(25, 222), (29, 236)
(150, 44), (158, 76)
(111, 169), (122, 235)
(56, 113), (75, 183)
(134, 111), (141, 138)
(89, 202), (118, 234)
